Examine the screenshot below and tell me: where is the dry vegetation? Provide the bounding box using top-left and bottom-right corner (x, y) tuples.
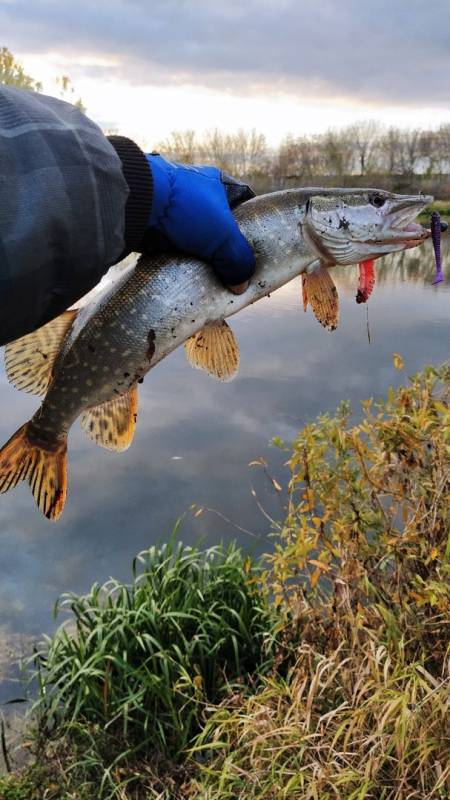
(190, 360), (450, 800)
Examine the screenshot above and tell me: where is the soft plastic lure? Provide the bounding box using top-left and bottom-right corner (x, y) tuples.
(431, 211), (443, 285)
(356, 259), (375, 304)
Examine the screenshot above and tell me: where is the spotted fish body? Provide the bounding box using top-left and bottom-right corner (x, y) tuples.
(29, 193), (316, 442)
(0, 187), (432, 519)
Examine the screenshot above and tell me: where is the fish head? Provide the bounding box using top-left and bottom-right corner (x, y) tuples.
(301, 189), (432, 266)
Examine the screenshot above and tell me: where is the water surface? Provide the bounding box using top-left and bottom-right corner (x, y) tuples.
(0, 239), (449, 700)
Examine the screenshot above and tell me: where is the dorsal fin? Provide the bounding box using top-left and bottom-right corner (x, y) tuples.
(184, 320), (240, 382)
(4, 310), (78, 396)
(80, 385), (139, 452)
(302, 267), (339, 331)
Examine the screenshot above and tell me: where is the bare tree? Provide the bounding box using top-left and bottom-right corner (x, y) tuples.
(155, 130), (198, 163)
(400, 129), (422, 176)
(433, 124), (450, 176)
(142, 121), (450, 197)
(228, 128), (268, 175)
(276, 134), (300, 181)
(345, 120), (383, 176)
(378, 127), (404, 174)
(320, 129), (353, 179)
(198, 128), (231, 170)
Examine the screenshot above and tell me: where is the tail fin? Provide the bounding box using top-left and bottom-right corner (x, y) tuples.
(0, 423), (67, 521)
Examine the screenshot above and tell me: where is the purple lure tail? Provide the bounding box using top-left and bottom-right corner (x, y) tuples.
(431, 211), (443, 285)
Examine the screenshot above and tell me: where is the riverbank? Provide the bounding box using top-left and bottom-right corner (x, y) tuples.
(418, 199), (450, 222)
(1, 361), (449, 799)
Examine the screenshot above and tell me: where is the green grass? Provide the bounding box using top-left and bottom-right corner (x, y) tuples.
(418, 199), (450, 221)
(0, 765), (63, 800)
(31, 539), (275, 758)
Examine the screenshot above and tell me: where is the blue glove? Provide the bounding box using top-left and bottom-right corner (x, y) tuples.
(144, 154), (256, 287)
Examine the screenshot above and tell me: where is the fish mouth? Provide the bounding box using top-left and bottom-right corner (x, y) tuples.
(401, 222), (432, 248)
(376, 221), (431, 248)
(373, 195), (433, 248)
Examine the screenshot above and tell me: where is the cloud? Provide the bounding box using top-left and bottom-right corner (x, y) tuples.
(1, 0), (450, 105)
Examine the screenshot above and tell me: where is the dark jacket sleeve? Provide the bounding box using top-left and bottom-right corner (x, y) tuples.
(0, 85), (153, 345)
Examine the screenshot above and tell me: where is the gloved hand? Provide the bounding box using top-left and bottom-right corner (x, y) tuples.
(144, 154), (256, 292)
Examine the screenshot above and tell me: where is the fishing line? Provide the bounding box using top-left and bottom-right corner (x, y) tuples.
(366, 305), (371, 344)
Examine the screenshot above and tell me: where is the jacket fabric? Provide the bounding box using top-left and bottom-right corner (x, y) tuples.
(0, 85), (152, 345)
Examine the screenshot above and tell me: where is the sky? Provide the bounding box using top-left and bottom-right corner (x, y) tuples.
(1, 0), (450, 147)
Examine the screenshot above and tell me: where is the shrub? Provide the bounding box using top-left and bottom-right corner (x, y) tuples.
(32, 540), (275, 760)
(191, 363), (450, 799)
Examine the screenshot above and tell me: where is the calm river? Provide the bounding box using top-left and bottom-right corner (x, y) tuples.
(0, 238), (449, 702)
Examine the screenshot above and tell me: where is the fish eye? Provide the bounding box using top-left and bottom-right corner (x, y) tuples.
(370, 193), (386, 208)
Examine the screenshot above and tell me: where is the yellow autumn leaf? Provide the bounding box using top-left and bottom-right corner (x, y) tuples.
(310, 568), (321, 588)
(309, 559), (331, 571)
(274, 594), (283, 607)
(393, 353), (404, 370)
(193, 675), (203, 690)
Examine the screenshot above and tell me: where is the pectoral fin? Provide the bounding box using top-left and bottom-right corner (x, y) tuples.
(80, 385), (139, 452)
(4, 310), (78, 396)
(184, 320), (239, 382)
(301, 268), (339, 331)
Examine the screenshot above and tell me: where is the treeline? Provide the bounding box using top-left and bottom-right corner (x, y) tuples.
(155, 121), (450, 197)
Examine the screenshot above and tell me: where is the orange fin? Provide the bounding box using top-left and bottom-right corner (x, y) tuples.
(356, 259), (376, 304)
(301, 274), (309, 312)
(4, 310), (77, 396)
(301, 268), (339, 331)
(80, 385), (139, 452)
(184, 320), (239, 382)
(0, 423), (67, 520)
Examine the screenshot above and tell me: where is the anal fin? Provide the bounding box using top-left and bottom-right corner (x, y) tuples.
(301, 267), (339, 331)
(184, 320), (239, 382)
(4, 310), (77, 396)
(80, 385), (139, 452)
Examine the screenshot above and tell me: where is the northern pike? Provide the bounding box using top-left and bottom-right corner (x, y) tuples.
(0, 188), (432, 520)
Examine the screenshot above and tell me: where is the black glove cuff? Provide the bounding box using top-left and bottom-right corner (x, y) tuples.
(107, 135), (153, 254)
(221, 173), (256, 208)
